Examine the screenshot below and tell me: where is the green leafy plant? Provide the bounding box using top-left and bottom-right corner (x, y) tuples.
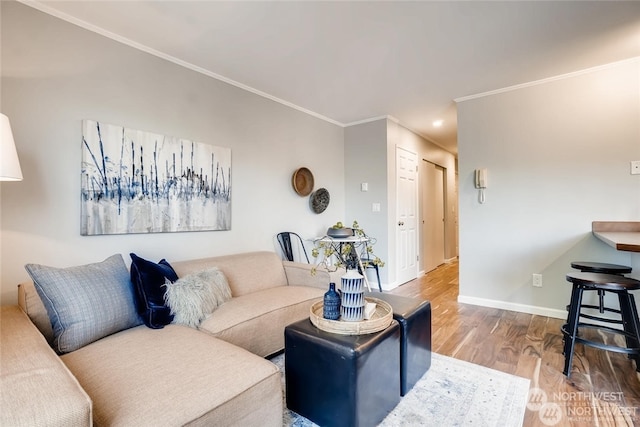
(311, 220), (385, 275)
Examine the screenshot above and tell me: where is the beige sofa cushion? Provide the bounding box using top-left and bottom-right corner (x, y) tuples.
(18, 280), (54, 344)
(1, 306), (92, 427)
(199, 285), (324, 356)
(171, 251), (288, 297)
(61, 323), (282, 427)
(282, 260), (346, 289)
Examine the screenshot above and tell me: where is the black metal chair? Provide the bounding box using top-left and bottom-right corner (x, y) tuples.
(347, 245), (382, 292)
(360, 257), (382, 292)
(277, 232), (310, 263)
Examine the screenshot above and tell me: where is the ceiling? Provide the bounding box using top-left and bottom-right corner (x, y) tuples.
(23, 1), (640, 155)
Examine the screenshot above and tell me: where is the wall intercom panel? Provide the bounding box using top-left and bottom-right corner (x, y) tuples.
(475, 169), (488, 189)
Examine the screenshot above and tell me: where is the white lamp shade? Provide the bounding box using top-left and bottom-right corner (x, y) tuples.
(0, 113), (23, 181)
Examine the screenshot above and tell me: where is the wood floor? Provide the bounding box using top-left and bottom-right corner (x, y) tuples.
(391, 259), (640, 427)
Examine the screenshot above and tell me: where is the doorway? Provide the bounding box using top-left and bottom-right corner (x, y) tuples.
(422, 160), (446, 273)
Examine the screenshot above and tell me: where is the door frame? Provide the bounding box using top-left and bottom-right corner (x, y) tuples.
(421, 160), (446, 273)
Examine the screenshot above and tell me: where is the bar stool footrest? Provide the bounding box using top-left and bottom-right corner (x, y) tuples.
(578, 306), (624, 324)
(561, 323), (640, 355)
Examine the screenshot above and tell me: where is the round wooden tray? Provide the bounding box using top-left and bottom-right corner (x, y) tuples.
(309, 297), (393, 335)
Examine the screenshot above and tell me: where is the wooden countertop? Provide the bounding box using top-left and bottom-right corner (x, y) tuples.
(592, 221), (640, 253)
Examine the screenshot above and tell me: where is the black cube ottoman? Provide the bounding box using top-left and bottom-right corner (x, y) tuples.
(366, 291), (432, 396)
(285, 318), (400, 427)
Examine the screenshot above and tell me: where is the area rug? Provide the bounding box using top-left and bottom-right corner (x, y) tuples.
(270, 352), (530, 427)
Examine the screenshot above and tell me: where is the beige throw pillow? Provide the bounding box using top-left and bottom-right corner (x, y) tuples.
(163, 267), (232, 328)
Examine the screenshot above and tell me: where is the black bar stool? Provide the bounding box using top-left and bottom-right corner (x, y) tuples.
(569, 261), (632, 318)
(570, 261), (632, 275)
(562, 272), (640, 377)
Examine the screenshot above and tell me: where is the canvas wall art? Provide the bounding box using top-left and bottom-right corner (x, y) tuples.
(81, 120), (231, 235)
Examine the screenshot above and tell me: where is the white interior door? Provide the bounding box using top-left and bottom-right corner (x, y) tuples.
(396, 147), (418, 285)
(422, 161), (445, 272)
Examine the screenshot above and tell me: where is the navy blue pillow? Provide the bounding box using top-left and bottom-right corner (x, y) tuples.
(130, 253), (179, 329)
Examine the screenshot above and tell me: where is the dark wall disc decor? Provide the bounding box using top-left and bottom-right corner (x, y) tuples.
(310, 188), (330, 214)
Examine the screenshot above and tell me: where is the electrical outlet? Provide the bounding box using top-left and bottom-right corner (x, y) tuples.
(532, 274), (543, 288)
(631, 161), (640, 175)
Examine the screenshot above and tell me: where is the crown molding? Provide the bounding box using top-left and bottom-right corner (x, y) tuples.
(344, 115), (455, 155)
(18, 0), (343, 127)
(343, 115), (395, 127)
(455, 56), (640, 103)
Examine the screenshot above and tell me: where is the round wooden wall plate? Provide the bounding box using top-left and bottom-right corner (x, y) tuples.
(292, 167), (314, 196)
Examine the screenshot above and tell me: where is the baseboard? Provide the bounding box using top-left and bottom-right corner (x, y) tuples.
(457, 295), (567, 319)
(379, 282), (399, 292)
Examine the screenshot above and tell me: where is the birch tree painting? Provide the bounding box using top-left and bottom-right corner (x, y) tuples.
(81, 120), (231, 235)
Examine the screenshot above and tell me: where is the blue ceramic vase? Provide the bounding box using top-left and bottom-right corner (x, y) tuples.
(323, 282), (341, 320)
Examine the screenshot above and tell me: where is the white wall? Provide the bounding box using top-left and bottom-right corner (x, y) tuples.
(457, 59), (640, 318)
(344, 120), (389, 284)
(0, 2), (345, 305)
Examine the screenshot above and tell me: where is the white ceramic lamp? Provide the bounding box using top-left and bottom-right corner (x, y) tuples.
(0, 114), (23, 181)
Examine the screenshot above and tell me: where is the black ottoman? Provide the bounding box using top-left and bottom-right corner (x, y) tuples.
(285, 318), (400, 427)
(366, 291), (432, 396)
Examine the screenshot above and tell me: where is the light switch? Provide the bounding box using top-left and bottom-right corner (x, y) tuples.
(631, 161), (640, 175)
(372, 203), (381, 212)
(361, 182), (368, 192)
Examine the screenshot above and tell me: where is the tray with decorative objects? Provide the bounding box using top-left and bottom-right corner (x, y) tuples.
(309, 297), (393, 335)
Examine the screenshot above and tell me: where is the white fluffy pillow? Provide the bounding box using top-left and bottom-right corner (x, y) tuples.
(163, 267), (232, 328)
